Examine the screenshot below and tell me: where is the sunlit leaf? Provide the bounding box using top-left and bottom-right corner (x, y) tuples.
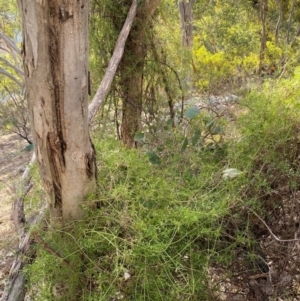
(222, 168), (242, 180)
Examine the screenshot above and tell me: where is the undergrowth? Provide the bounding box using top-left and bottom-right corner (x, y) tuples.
(26, 74), (300, 300)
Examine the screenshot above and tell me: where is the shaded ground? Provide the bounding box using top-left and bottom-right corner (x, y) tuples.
(0, 133), (33, 294)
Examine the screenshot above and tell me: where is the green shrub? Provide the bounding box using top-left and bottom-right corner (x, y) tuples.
(26, 73), (300, 299)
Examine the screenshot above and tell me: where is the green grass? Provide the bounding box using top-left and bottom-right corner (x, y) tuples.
(26, 138), (233, 300)
(25, 74), (300, 300)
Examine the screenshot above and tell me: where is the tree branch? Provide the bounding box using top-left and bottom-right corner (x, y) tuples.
(0, 57), (24, 78)
(289, 24), (300, 47)
(0, 67), (23, 88)
(0, 31), (21, 55)
(88, 0), (138, 122)
(248, 208), (300, 242)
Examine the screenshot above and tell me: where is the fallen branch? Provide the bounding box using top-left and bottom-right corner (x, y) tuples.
(33, 234), (72, 268)
(248, 207), (300, 242)
(12, 154), (36, 236)
(0, 31), (22, 57)
(1, 202), (47, 301)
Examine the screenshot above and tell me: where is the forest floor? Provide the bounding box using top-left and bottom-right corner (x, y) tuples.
(0, 133), (32, 295)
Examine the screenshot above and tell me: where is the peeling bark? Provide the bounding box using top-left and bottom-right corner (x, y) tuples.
(18, 0), (96, 221)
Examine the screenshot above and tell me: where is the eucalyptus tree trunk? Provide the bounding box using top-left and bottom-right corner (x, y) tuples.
(274, 0), (282, 45)
(120, 23), (146, 148)
(287, 0), (296, 44)
(120, 0), (162, 148)
(178, 0), (194, 96)
(178, 0), (194, 48)
(18, 0), (97, 222)
(259, 0), (268, 72)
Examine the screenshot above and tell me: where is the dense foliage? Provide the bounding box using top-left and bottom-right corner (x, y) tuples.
(27, 76), (300, 299)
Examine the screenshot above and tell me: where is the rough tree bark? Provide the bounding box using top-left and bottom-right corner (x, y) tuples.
(178, 0), (194, 95)
(18, 0), (97, 221)
(120, 0), (162, 148)
(178, 0), (194, 48)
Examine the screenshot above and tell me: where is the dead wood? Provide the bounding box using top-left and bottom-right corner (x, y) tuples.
(1, 203), (47, 301)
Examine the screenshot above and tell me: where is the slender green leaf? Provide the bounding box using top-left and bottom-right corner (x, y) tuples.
(206, 120), (214, 129)
(134, 132), (145, 142)
(181, 137), (188, 152)
(192, 129), (201, 146)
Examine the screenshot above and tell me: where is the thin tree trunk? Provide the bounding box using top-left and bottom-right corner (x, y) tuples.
(120, 26), (146, 148)
(18, 0), (96, 221)
(274, 0), (282, 45)
(178, 0), (194, 94)
(150, 39), (175, 125)
(120, 0), (162, 148)
(289, 24), (300, 47)
(287, 0), (296, 44)
(178, 0), (194, 48)
(259, 0), (268, 73)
